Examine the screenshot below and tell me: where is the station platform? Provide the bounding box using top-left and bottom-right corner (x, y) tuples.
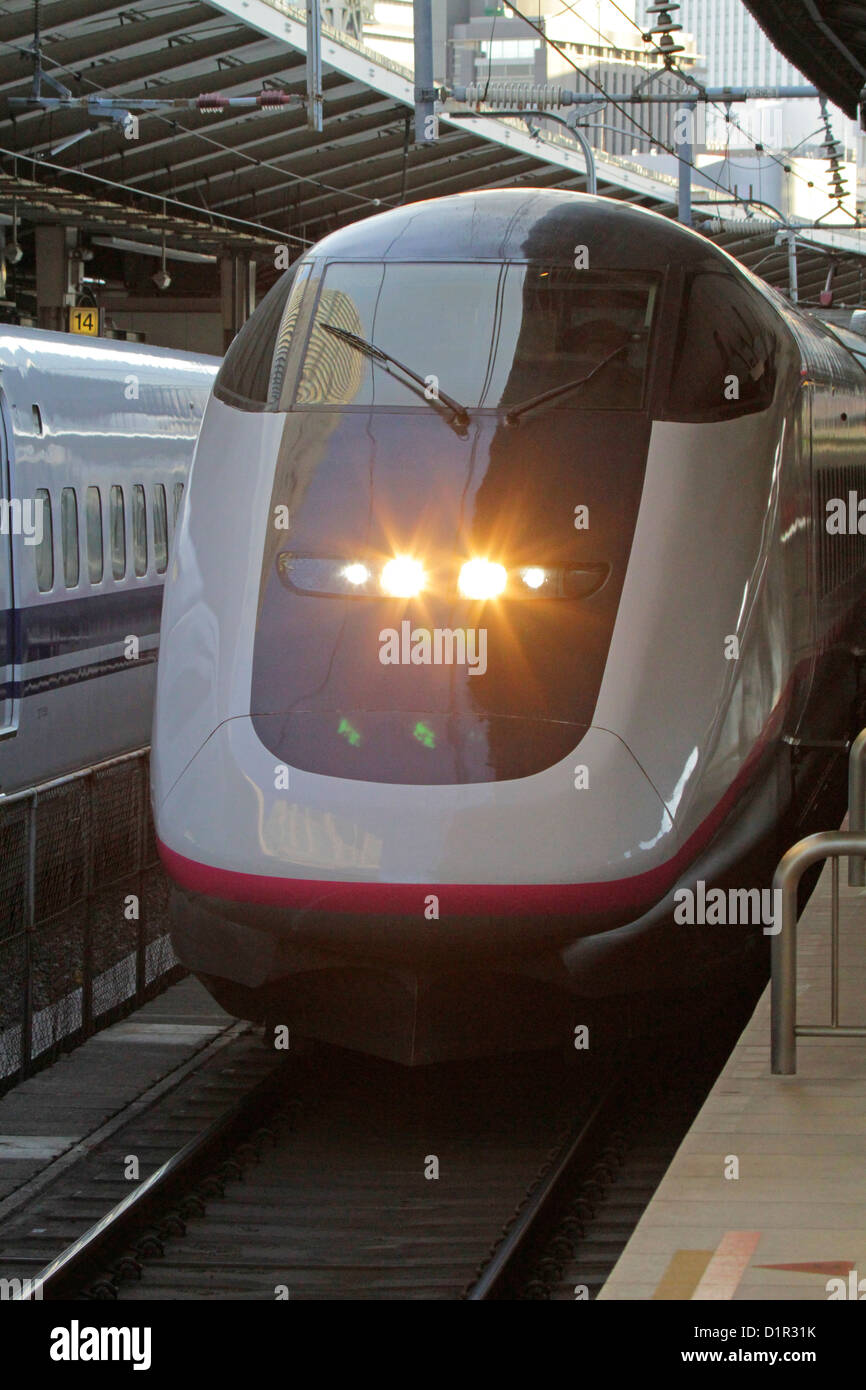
(0, 977), (234, 1216)
(599, 852), (866, 1301)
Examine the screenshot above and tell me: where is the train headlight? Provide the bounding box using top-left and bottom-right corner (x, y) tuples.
(342, 562), (371, 587)
(381, 555), (426, 598)
(505, 564), (610, 598)
(521, 567), (546, 590)
(277, 551), (609, 601)
(277, 554), (377, 595)
(458, 559), (507, 600)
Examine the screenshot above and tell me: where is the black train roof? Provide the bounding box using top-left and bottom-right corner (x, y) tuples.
(306, 189), (729, 270)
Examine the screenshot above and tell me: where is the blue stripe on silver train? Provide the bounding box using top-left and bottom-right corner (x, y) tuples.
(0, 327), (219, 795)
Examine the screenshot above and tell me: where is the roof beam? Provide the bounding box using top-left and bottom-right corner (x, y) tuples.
(0, 19), (262, 104)
(0, 4), (221, 94)
(98, 92), (400, 193)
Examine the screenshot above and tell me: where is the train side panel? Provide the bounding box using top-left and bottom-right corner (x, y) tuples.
(0, 330), (218, 794)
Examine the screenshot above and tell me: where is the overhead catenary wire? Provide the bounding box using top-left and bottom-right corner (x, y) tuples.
(481, 4), (498, 104)
(8, 0), (789, 229)
(5, 1), (738, 221)
(0, 25), (402, 220)
(2, 0), (852, 242)
(587, 0), (834, 195)
(547, 0), (689, 139)
(500, 0), (763, 206)
(546, 0), (657, 72)
(0, 142), (312, 246)
(133, 114), (402, 214)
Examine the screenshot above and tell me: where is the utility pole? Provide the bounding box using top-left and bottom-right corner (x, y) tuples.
(307, 0), (323, 132)
(677, 101), (695, 227)
(413, 0), (436, 144)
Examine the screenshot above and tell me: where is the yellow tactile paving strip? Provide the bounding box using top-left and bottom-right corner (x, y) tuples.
(599, 858), (866, 1302)
(653, 1250), (714, 1300)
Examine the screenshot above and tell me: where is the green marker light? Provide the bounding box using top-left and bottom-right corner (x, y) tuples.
(338, 717), (362, 747)
(413, 721), (436, 749)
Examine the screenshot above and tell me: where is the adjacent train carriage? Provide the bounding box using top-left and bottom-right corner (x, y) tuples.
(0, 328), (218, 794)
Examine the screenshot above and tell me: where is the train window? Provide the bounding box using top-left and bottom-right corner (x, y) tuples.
(666, 271), (779, 420)
(213, 264), (306, 411)
(152, 485), (168, 573)
(268, 265), (312, 405)
(132, 484), (147, 577)
(86, 486), (103, 583)
(293, 262), (658, 412)
(34, 488), (53, 592)
(173, 481), (184, 525)
(110, 485), (126, 580)
(61, 487), (79, 588)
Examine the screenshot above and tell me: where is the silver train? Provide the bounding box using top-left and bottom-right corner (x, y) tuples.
(0, 328), (218, 795)
(152, 189), (866, 1063)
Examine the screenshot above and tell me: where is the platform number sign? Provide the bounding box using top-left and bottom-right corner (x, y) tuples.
(69, 307), (99, 337)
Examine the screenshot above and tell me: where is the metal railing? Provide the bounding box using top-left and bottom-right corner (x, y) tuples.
(847, 726), (866, 884)
(0, 749), (183, 1094)
(771, 729), (866, 1074)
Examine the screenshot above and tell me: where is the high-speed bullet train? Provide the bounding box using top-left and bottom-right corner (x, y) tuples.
(153, 189), (866, 1063)
(0, 328), (218, 795)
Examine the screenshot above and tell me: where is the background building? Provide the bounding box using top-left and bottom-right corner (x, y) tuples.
(678, 0), (860, 175)
(679, 0), (804, 88)
(364, 0), (699, 159)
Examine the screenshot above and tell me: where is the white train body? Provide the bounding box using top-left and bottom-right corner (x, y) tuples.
(152, 191), (866, 1062)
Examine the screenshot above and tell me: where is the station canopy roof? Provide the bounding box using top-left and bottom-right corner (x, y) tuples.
(743, 1), (866, 119)
(0, 0), (863, 307)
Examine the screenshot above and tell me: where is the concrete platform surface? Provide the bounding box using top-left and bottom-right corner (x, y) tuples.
(600, 855), (866, 1301)
(0, 976), (233, 1209)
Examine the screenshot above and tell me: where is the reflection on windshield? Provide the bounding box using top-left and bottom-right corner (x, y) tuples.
(292, 262), (658, 411)
(320, 321), (470, 434)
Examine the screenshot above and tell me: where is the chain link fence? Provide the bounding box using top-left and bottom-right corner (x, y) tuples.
(0, 749), (184, 1094)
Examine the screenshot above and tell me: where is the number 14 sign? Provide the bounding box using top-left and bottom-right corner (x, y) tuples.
(68, 306), (101, 337)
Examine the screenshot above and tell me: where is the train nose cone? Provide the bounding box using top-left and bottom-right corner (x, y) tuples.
(155, 715), (676, 954)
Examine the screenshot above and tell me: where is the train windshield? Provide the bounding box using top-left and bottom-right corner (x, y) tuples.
(291, 262), (658, 412)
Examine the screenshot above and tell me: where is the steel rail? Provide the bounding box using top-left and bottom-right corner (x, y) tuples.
(465, 1077), (620, 1300)
(17, 1058), (291, 1300)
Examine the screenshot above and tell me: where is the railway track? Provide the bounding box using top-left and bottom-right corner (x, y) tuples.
(23, 1045), (612, 1300)
(12, 976), (758, 1301)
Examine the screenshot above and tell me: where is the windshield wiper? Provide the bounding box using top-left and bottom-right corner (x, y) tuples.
(504, 340), (633, 426)
(321, 322), (470, 433)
